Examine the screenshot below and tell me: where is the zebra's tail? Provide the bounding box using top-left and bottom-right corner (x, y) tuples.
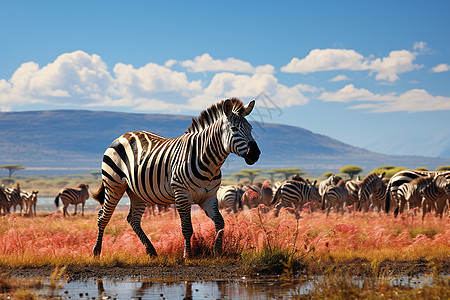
(54, 194), (60, 208)
(92, 183), (105, 205)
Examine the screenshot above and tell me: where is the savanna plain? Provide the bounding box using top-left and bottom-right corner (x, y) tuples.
(0, 200), (448, 299)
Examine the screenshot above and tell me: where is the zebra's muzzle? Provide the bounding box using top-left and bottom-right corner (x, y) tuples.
(243, 141), (260, 165)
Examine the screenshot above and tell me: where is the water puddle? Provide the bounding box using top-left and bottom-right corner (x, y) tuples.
(53, 274), (440, 299)
(62, 277), (311, 299)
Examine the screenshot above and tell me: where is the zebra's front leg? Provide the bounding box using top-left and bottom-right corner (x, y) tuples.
(73, 204), (78, 216)
(200, 197), (225, 256)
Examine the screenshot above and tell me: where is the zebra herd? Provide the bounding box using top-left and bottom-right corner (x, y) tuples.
(2, 98), (449, 259)
(0, 182), (38, 216)
(217, 169), (450, 220)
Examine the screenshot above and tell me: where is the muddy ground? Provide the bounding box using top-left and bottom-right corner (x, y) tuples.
(2, 258), (448, 282)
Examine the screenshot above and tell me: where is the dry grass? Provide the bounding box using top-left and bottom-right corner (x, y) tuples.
(0, 208), (448, 267)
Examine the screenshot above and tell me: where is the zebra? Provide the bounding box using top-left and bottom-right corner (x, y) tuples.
(345, 179), (361, 208)
(54, 183), (90, 217)
(385, 169), (450, 216)
(21, 190), (38, 216)
(217, 185), (244, 213)
(321, 180), (348, 216)
(417, 175), (450, 219)
(91, 98), (260, 258)
(271, 180), (320, 211)
(357, 172), (386, 212)
(4, 183), (22, 214)
(318, 174), (342, 197)
(0, 185), (9, 215)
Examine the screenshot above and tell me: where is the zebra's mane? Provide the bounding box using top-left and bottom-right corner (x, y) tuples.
(186, 98), (245, 133)
(361, 173), (380, 184)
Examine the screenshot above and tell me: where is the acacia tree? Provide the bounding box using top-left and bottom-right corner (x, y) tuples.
(235, 169), (265, 185)
(339, 165), (362, 180)
(0, 164), (25, 178)
(437, 165), (450, 171)
(269, 168), (307, 180)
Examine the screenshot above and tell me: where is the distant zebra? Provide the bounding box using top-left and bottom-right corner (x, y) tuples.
(55, 183), (89, 217)
(345, 179), (361, 207)
(319, 174), (342, 197)
(4, 183), (22, 214)
(385, 169), (450, 216)
(21, 190), (38, 216)
(417, 175), (450, 219)
(92, 98), (260, 258)
(0, 185), (8, 215)
(271, 180), (320, 210)
(358, 172), (386, 212)
(321, 180), (348, 216)
(217, 185), (244, 213)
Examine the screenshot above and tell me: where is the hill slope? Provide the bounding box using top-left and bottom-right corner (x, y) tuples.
(1, 110), (449, 175)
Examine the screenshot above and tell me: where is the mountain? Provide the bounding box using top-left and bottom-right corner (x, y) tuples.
(1, 110), (449, 176)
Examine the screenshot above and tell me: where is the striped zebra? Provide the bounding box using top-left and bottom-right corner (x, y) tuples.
(4, 183), (22, 214)
(318, 174), (342, 197)
(321, 180), (348, 216)
(417, 175), (450, 219)
(54, 183), (90, 217)
(0, 185), (9, 215)
(217, 185), (244, 213)
(271, 180), (320, 210)
(385, 169), (450, 216)
(357, 172), (386, 212)
(21, 190), (38, 216)
(92, 98), (260, 258)
(345, 179), (361, 208)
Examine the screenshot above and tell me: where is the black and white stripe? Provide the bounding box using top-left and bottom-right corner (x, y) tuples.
(321, 181), (348, 216)
(3, 183), (22, 214)
(217, 185), (244, 213)
(271, 180), (320, 210)
(92, 98), (260, 258)
(385, 169), (450, 216)
(55, 183), (89, 217)
(318, 174), (342, 197)
(21, 190), (38, 216)
(358, 173), (386, 212)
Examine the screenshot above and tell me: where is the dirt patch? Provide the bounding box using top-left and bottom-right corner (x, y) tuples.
(1, 258), (448, 282)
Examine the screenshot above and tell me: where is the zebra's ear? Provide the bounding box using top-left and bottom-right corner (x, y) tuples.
(379, 172), (386, 179)
(243, 100), (255, 116)
(223, 99), (234, 118)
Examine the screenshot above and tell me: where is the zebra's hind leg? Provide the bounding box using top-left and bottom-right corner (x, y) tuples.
(126, 189), (157, 256)
(200, 197), (225, 256)
(93, 182), (126, 257)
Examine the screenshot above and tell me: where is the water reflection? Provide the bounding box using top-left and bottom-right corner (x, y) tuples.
(65, 276), (311, 299)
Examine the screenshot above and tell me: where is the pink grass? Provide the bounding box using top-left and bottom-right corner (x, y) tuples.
(0, 208), (448, 266)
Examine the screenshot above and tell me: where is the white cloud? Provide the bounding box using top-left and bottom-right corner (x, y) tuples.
(0, 51), (307, 113)
(431, 63), (450, 73)
(176, 53), (274, 74)
(281, 49), (367, 74)
(329, 75), (350, 82)
(188, 72), (310, 110)
(281, 46), (422, 82)
(369, 50), (421, 82)
(318, 84), (450, 112)
(1, 51), (114, 108)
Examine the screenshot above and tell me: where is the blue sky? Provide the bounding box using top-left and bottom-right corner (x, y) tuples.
(1, 1), (449, 157)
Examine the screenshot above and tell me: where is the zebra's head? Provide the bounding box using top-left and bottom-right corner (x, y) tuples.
(222, 99), (260, 165)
